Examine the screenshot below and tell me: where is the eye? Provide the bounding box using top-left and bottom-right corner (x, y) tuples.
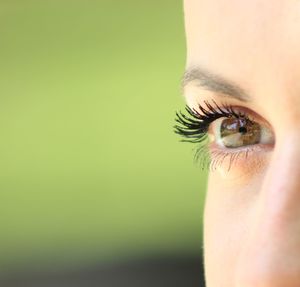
(174, 100), (275, 171)
(209, 116), (274, 149)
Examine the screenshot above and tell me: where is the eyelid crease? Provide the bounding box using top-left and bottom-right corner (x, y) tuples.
(182, 67), (251, 102)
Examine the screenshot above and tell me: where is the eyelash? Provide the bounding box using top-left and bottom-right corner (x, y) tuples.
(174, 100), (252, 171)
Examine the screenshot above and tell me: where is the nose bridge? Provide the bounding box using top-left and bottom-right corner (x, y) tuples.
(235, 135), (300, 286)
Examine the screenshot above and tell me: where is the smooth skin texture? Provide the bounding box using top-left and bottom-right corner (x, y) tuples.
(184, 0), (300, 286)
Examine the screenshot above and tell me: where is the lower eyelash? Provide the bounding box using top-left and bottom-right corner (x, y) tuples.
(192, 141), (250, 172)
(210, 148), (247, 172)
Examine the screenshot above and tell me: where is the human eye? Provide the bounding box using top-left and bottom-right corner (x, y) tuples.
(174, 100), (275, 171)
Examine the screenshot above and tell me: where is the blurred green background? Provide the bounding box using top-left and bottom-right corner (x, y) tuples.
(0, 0), (207, 275)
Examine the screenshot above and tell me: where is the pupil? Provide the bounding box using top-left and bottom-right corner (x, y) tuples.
(239, 126), (247, 134)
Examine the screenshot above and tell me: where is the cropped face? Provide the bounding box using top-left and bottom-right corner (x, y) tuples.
(181, 0), (300, 286)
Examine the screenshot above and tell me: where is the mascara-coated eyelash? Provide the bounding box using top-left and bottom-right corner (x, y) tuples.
(174, 100), (251, 170)
(174, 100), (244, 143)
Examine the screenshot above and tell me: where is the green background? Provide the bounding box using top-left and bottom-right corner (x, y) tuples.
(0, 0), (207, 274)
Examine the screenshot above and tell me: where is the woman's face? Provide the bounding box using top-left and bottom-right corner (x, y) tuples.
(184, 0), (300, 286)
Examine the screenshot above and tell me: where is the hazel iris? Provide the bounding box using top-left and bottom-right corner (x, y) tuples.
(220, 117), (261, 148)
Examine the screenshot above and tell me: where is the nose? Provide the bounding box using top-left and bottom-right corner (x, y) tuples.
(235, 136), (300, 287)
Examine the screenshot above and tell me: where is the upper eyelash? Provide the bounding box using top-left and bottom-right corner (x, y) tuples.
(174, 100), (246, 143)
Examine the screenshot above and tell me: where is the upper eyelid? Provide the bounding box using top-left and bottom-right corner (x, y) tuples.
(192, 100), (242, 119)
(224, 105), (273, 130)
(191, 100), (271, 128)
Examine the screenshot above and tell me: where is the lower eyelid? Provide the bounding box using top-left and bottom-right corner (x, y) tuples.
(207, 142), (273, 173)
(209, 141), (273, 153)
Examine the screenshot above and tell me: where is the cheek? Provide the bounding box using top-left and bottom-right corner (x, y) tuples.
(210, 147), (271, 185)
(203, 169), (265, 285)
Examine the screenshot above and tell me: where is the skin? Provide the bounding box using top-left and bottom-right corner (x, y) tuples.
(183, 0), (300, 286)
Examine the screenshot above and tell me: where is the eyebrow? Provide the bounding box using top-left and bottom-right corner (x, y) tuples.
(182, 67), (251, 102)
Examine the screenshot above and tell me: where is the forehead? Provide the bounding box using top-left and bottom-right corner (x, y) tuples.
(184, 0), (300, 106)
